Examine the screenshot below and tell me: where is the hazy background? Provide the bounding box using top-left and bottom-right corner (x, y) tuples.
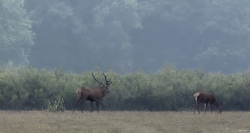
(1, 0), (250, 74)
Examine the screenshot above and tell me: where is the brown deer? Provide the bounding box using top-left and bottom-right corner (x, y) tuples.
(194, 92), (222, 114)
(73, 72), (112, 113)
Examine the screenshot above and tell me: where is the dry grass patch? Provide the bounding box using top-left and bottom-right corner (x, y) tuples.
(0, 111), (249, 133)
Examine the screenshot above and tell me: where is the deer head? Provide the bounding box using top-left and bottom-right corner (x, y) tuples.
(92, 72), (112, 95)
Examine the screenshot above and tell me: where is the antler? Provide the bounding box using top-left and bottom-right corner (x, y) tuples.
(103, 73), (112, 85)
(92, 72), (104, 85)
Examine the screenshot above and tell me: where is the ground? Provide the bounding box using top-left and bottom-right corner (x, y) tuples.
(0, 111), (249, 133)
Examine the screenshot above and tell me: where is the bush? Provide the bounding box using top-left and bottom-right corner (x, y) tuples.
(45, 97), (65, 112)
(0, 65), (250, 111)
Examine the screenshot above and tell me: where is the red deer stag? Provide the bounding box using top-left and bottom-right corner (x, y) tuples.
(194, 92), (222, 114)
(73, 72), (112, 113)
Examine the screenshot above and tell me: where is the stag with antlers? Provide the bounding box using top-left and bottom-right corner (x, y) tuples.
(73, 72), (112, 113)
(194, 92), (222, 114)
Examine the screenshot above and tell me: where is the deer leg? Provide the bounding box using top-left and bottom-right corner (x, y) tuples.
(194, 103), (200, 114)
(194, 104), (196, 114)
(204, 103), (208, 114)
(96, 101), (99, 113)
(73, 98), (81, 113)
(198, 104), (200, 114)
(90, 101), (93, 112)
(208, 103), (212, 113)
(78, 97), (87, 113)
(80, 100), (86, 113)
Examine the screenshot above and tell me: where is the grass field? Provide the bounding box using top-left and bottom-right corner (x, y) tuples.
(0, 110), (249, 133)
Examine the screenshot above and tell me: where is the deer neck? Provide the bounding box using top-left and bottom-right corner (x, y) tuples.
(213, 100), (221, 111)
(99, 86), (107, 97)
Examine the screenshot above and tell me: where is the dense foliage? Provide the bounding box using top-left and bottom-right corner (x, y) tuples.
(0, 65), (249, 111)
(0, 0), (34, 65)
(1, 0), (250, 73)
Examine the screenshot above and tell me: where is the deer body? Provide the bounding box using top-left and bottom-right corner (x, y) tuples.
(78, 88), (105, 101)
(194, 92), (222, 114)
(73, 73), (112, 113)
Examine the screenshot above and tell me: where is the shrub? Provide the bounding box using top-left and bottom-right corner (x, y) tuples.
(45, 97), (65, 112)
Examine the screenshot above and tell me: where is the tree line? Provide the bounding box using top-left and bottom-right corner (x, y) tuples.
(0, 65), (249, 111)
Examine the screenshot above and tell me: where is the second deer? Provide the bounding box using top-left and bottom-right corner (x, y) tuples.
(194, 92), (222, 114)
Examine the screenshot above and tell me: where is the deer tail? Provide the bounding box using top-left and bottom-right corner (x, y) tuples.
(76, 89), (81, 100)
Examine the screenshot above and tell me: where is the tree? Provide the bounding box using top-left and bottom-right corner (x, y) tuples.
(132, 0), (250, 73)
(23, 0), (250, 73)
(0, 0), (34, 65)
(25, 0), (143, 73)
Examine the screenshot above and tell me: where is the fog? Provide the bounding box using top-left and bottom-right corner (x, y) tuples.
(1, 0), (250, 73)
